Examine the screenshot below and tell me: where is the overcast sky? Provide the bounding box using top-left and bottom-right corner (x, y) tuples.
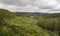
(0, 0), (60, 13)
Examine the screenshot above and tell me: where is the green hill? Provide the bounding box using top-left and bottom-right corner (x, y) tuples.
(0, 9), (59, 36)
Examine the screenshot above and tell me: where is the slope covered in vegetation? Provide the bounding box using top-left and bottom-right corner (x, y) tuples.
(0, 9), (59, 36)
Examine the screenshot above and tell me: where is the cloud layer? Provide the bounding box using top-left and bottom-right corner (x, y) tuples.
(0, 0), (60, 13)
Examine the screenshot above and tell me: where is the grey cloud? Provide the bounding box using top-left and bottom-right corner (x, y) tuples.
(0, 0), (60, 13)
(0, 0), (32, 6)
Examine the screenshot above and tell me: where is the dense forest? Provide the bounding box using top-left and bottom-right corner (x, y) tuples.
(0, 9), (60, 36)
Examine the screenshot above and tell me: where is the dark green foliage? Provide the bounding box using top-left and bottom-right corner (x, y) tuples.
(0, 9), (16, 19)
(37, 17), (60, 36)
(37, 18), (60, 31)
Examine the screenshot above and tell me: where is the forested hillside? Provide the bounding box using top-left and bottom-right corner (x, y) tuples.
(0, 9), (60, 36)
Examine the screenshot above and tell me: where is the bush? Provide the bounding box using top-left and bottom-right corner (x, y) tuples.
(0, 16), (56, 36)
(37, 17), (60, 32)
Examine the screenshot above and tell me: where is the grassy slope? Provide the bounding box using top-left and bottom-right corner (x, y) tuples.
(0, 9), (58, 36)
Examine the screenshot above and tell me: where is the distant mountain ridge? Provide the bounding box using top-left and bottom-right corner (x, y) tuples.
(15, 12), (60, 17)
(15, 12), (50, 16)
